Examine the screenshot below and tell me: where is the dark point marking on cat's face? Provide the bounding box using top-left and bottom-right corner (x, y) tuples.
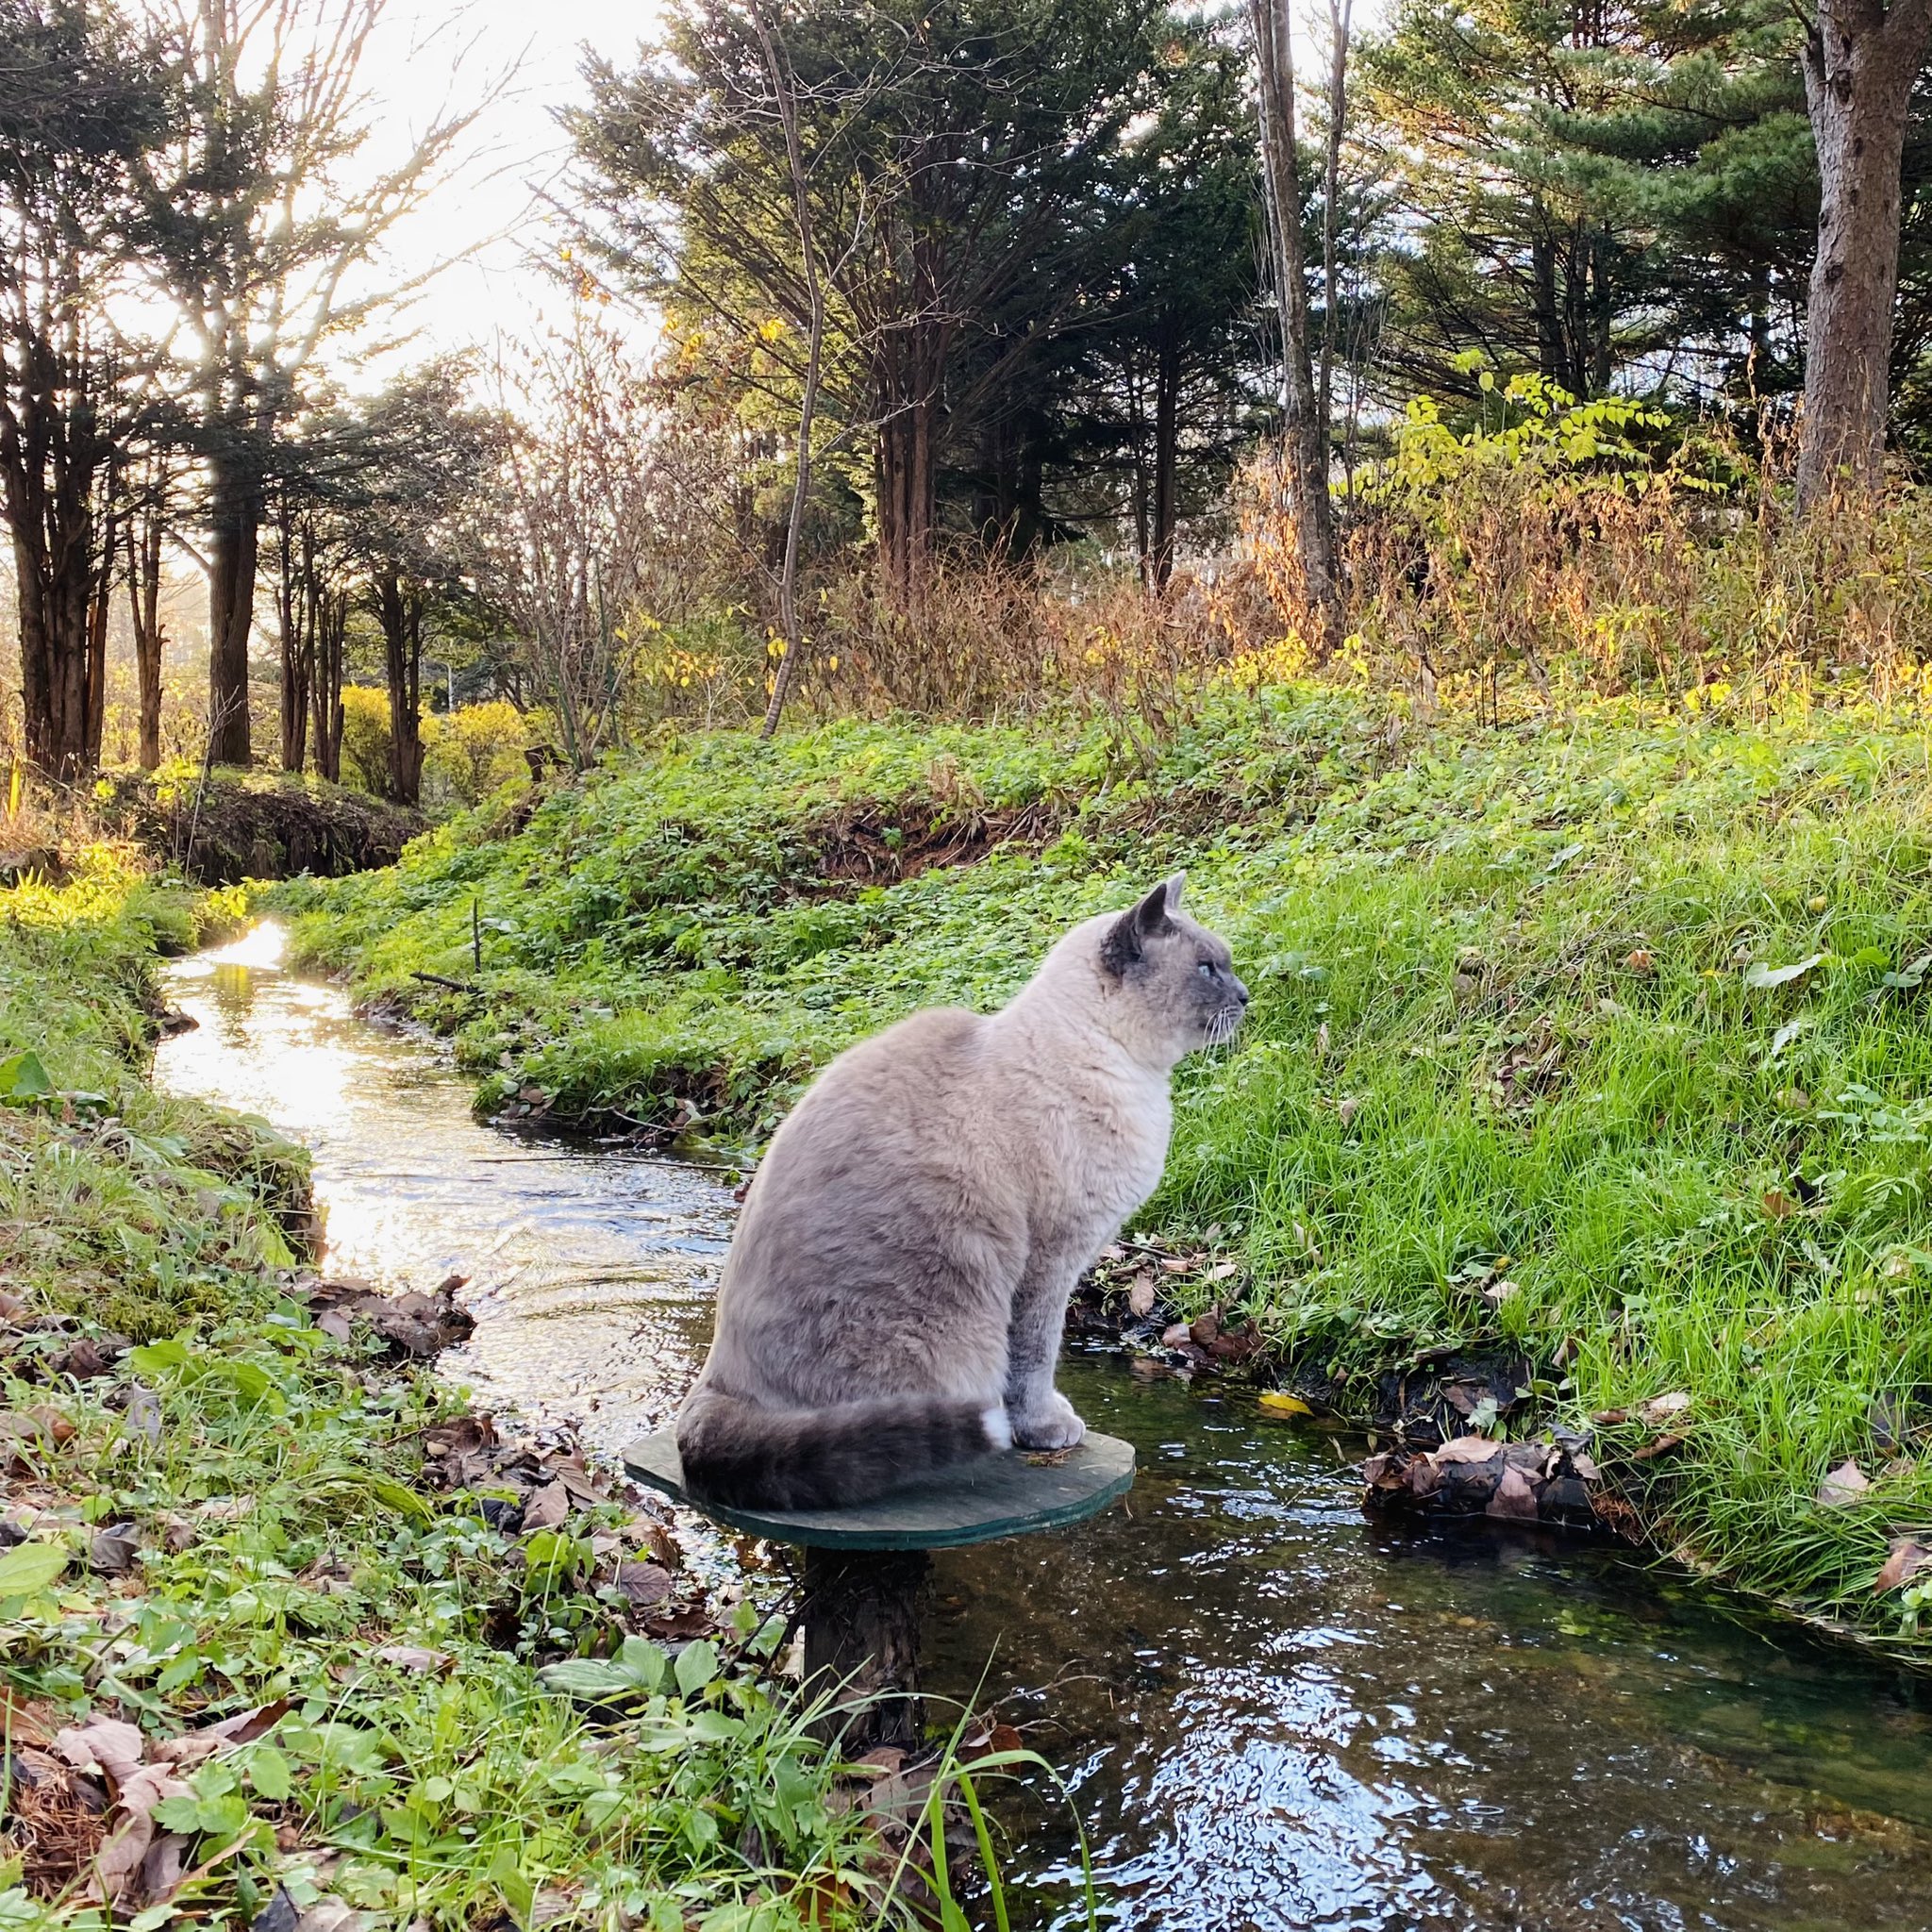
(1100, 874), (1249, 1052)
(1099, 874), (1184, 977)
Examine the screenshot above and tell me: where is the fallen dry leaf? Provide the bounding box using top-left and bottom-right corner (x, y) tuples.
(1126, 1273), (1157, 1318)
(54, 1715), (145, 1784)
(1762, 1189), (1797, 1221)
(375, 1644), (453, 1675)
(1487, 1465), (1540, 1521)
(1875, 1538), (1932, 1592)
(1432, 1436), (1505, 1466)
(1816, 1458), (1872, 1507)
(1158, 1321), (1192, 1350)
(1630, 1432), (1687, 1462)
(520, 1481), (571, 1532)
(1640, 1391), (1693, 1426)
(613, 1561), (672, 1608)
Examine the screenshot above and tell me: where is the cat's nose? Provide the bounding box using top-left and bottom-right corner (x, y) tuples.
(1233, 977), (1251, 1007)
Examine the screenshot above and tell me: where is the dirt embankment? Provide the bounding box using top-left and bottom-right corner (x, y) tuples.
(101, 773), (424, 885)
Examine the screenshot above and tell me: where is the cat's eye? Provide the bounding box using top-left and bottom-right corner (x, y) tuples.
(1197, 961), (1214, 978)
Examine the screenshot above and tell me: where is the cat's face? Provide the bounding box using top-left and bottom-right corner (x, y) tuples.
(1098, 874), (1249, 1057)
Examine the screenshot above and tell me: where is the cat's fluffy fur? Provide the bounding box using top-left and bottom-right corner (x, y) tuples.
(675, 875), (1247, 1509)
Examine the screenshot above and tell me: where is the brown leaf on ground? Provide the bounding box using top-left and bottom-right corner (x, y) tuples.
(375, 1645), (453, 1675)
(1126, 1274), (1157, 1318)
(86, 1762), (192, 1905)
(123, 1385), (161, 1448)
(89, 1524), (140, 1575)
(1631, 1432), (1687, 1462)
(614, 1561), (673, 1607)
(1432, 1436), (1506, 1466)
(520, 1481), (571, 1532)
(625, 1518), (681, 1570)
(1761, 1189), (1797, 1220)
(1158, 1321), (1192, 1349)
(53, 1716), (146, 1785)
(1639, 1391), (1693, 1425)
(1875, 1539), (1932, 1592)
(1817, 1458), (1872, 1507)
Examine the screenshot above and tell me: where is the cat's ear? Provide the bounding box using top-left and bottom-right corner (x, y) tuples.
(1100, 877), (1180, 976)
(1162, 871), (1186, 912)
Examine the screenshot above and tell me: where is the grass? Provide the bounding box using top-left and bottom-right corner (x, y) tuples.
(0, 850), (1024, 1931)
(285, 682), (1932, 1657)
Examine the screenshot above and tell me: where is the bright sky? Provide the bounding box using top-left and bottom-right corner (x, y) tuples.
(358, 0), (663, 372)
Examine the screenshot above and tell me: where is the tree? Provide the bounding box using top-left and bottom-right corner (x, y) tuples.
(1358, 0), (1823, 411)
(139, 0), (477, 767)
(1795, 0), (1932, 507)
(748, 0), (831, 736)
(0, 0), (167, 780)
(573, 0), (1189, 601)
(121, 447), (179, 771)
(1249, 0), (1339, 633)
(341, 361), (499, 806)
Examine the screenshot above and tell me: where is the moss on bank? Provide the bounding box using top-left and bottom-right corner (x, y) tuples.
(288, 691), (1932, 1657)
(0, 853), (970, 1930)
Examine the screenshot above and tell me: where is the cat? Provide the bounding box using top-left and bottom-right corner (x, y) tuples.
(675, 874), (1248, 1509)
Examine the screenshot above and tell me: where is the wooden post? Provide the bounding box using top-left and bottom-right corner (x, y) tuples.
(802, 1547), (932, 1752)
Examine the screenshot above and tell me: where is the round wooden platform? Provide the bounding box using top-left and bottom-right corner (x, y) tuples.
(621, 1427), (1136, 1550)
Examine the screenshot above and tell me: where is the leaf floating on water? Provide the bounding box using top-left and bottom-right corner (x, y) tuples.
(1257, 1391), (1313, 1418)
(1816, 1458), (1872, 1507)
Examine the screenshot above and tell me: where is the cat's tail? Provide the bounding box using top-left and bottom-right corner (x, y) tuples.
(675, 1387), (1010, 1510)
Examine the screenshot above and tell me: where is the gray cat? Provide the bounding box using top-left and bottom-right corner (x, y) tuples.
(675, 874), (1247, 1508)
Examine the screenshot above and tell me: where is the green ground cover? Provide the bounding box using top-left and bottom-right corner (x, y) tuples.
(287, 689), (1932, 1656)
(0, 853), (981, 1930)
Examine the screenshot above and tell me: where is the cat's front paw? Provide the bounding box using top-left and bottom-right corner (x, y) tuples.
(1010, 1390), (1087, 1451)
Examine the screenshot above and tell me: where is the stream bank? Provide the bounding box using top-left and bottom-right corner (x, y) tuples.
(158, 922), (1932, 1931)
(0, 880), (959, 1932)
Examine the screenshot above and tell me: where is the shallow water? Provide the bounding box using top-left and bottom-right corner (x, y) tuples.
(157, 927), (1932, 1932)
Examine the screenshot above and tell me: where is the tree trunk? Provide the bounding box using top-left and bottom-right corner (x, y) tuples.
(1795, 0), (1932, 510)
(1319, 0), (1352, 430)
(754, 0), (827, 741)
(206, 442), (260, 767)
(275, 508), (312, 774)
(872, 269), (946, 605)
(1152, 325), (1181, 592)
(377, 568), (424, 806)
(311, 586), (345, 784)
(2, 334), (107, 782)
(127, 508), (166, 771)
(1248, 0), (1340, 642)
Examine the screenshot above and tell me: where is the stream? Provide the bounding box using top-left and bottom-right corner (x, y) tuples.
(155, 925), (1932, 1932)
